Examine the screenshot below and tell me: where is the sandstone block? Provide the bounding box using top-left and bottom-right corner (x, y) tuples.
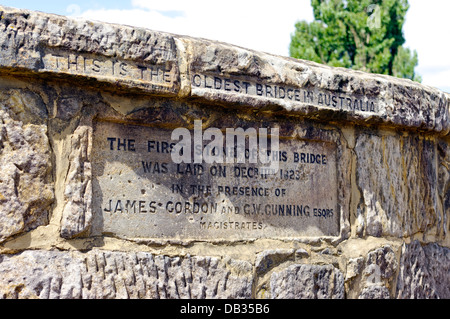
(0, 250), (253, 299)
(269, 264), (345, 299)
(0, 89), (54, 242)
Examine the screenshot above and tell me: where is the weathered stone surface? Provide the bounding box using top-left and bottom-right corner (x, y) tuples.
(0, 250), (253, 299)
(438, 139), (450, 238)
(60, 125), (93, 239)
(359, 285), (391, 299)
(396, 241), (450, 299)
(0, 89), (54, 242)
(0, 5), (180, 96)
(254, 249), (295, 275)
(90, 120), (343, 241)
(0, 5), (448, 133)
(365, 246), (398, 283)
(355, 132), (441, 238)
(347, 245), (398, 299)
(269, 264), (345, 299)
(185, 38), (449, 134)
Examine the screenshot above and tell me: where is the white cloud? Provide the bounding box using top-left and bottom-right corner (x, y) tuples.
(79, 0), (448, 91)
(131, 0), (193, 12)
(80, 0), (314, 56)
(81, 8), (185, 32)
(404, 0), (450, 91)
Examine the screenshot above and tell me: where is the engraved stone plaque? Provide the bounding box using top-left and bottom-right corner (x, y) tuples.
(91, 121), (339, 240)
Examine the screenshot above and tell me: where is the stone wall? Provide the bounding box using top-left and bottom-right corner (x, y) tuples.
(0, 6), (449, 299)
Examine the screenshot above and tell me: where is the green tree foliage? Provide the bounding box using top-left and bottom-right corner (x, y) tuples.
(290, 0), (421, 82)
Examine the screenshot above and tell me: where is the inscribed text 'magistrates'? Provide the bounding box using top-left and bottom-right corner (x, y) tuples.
(91, 121), (340, 240)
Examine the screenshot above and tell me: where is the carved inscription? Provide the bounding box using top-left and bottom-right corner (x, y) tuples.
(192, 73), (379, 113)
(91, 121), (339, 240)
(41, 50), (177, 89)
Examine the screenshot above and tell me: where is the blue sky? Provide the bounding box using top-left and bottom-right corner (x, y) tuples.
(1, 0), (449, 93)
(0, 1), (132, 14)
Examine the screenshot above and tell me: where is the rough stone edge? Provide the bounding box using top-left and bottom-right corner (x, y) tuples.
(0, 5), (448, 135)
(0, 5), (181, 97)
(0, 249), (254, 299)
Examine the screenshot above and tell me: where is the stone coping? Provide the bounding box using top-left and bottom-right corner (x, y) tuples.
(1, 5), (449, 135)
